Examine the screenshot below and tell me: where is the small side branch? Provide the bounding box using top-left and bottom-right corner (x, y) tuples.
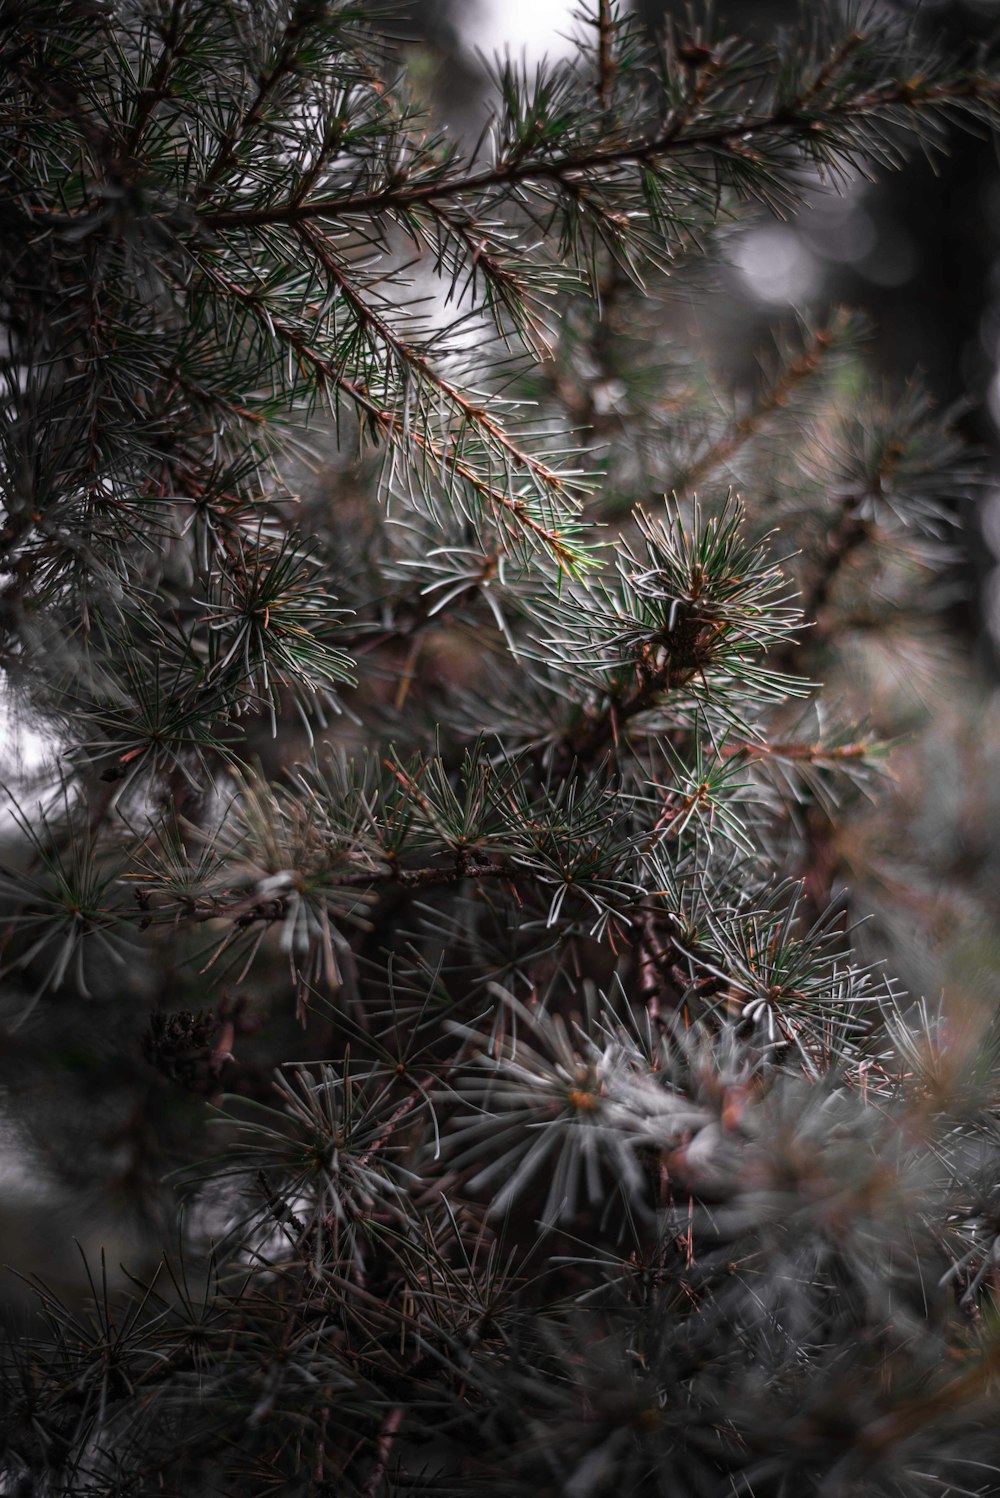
(672, 315), (849, 495)
(596, 0), (616, 111)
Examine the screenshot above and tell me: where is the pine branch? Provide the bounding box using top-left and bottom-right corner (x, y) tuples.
(362, 1406), (404, 1498)
(200, 73), (1000, 234)
(804, 497), (875, 626)
(297, 225), (573, 504)
(194, 6), (321, 198)
(173, 857), (523, 916)
(195, 259), (589, 570)
(735, 736), (873, 764)
(4, 5), (1000, 1490)
(123, 0), (190, 155)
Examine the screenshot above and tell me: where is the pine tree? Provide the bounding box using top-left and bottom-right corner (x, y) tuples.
(2, 1), (1000, 1493)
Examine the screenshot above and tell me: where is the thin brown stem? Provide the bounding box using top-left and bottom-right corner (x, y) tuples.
(804, 502), (874, 625)
(196, 12), (313, 198)
(595, 0), (616, 112)
(563, 634), (708, 766)
(362, 1406), (403, 1498)
(736, 737), (872, 764)
(134, 857), (525, 932)
(124, 0), (188, 155)
(672, 315), (847, 495)
(796, 31), (866, 110)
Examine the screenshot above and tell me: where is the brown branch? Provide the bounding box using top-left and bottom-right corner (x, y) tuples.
(355, 1092), (425, 1173)
(562, 621), (717, 766)
(772, 430), (906, 673)
(736, 737), (872, 764)
(804, 500), (874, 625)
(796, 31), (866, 111)
(132, 856), (525, 932)
(195, 9), (318, 198)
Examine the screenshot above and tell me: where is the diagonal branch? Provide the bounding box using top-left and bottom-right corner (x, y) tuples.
(299, 226), (572, 503)
(197, 260), (589, 569)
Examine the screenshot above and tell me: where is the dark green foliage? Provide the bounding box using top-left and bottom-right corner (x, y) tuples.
(1, 2), (1000, 1494)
